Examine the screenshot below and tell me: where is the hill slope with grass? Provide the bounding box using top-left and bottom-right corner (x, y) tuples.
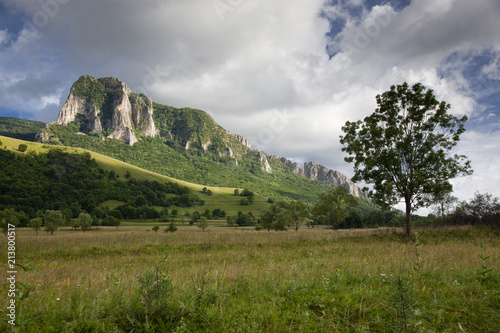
(0, 135), (273, 221)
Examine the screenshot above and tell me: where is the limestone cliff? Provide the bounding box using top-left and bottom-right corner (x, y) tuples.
(56, 75), (156, 145)
(278, 157), (367, 198)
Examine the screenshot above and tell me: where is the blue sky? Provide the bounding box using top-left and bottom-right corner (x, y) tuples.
(1, 0), (499, 211)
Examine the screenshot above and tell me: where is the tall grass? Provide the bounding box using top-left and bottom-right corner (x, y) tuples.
(1, 225), (498, 332)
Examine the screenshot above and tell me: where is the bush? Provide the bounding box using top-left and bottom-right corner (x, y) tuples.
(166, 222), (178, 233)
(18, 143), (28, 152)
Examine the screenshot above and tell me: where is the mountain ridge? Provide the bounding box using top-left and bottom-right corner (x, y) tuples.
(32, 75), (367, 199)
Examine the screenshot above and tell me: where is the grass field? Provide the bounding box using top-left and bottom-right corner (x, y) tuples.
(1, 224), (499, 332)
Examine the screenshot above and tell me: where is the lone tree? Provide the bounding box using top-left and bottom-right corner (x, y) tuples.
(313, 187), (358, 230)
(44, 210), (64, 235)
(340, 82), (472, 238)
(288, 200), (310, 231)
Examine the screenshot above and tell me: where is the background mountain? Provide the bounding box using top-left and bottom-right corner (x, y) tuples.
(2, 75), (369, 205)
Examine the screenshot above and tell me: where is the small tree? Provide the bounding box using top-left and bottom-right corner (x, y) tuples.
(432, 191), (458, 226)
(260, 201), (293, 231)
(29, 217), (43, 235)
(313, 187), (358, 230)
(340, 82), (472, 238)
(198, 217), (209, 232)
(288, 200), (309, 231)
(0, 209), (19, 236)
(234, 189), (239, 196)
(18, 143), (28, 152)
(44, 210), (63, 235)
(152, 225), (160, 233)
(166, 222), (178, 233)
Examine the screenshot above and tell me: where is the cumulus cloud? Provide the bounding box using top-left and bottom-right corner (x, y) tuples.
(0, 0), (499, 202)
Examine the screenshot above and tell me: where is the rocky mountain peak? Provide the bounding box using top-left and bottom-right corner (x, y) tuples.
(56, 75), (156, 145)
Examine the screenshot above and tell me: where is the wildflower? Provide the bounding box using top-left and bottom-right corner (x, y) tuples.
(422, 286), (426, 292)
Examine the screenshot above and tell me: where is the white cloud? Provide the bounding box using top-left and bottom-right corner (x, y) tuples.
(1, 0), (500, 206)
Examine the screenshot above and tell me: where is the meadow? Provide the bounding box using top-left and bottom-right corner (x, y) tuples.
(1, 224), (499, 332)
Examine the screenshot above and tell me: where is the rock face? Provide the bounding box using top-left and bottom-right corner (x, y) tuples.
(259, 152), (272, 173)
(279, 157), (367, 198)
(56, 75), (157, 145)
(231, 133), (253, 150)
(56, 93), (103, 132)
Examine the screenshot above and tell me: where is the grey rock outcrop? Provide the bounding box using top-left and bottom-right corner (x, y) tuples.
(259, 152), (272, 173)
(57, 93), (102, 132)
(129, 93), (156, 137)
(231, 133), (253, 150)
(55, 76), (157, 145)
(279, 157), (367, 198)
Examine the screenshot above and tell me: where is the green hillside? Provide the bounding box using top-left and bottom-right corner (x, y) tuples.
(0, 117), (46, 141)
(0, 135), (271, 219)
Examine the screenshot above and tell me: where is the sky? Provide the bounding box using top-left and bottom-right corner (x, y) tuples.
(1, 0), (499, 212)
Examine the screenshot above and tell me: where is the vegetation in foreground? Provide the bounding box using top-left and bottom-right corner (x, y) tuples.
(1, 225), (498, 332)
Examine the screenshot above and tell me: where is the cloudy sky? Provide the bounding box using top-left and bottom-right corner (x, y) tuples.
(1, 0), (499, 211)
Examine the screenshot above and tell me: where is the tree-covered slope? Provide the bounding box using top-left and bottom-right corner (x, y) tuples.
(0, 117), (46, 141)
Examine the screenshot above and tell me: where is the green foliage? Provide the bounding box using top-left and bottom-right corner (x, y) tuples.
(288, 200), (309, 231)
(29, 217), (43, 235)
(240, 188), (254, 197)
(166, 222), (178, 233)
(340, 82), (472, 238)
(18, 143), (28, 152)
(0, 148), (191, 218)
(0, 208), (18, 236)
(152, 225), (160, 233)
(0, 117), (46, 141)
(44, 210), (63, 235)
(476, 242), (494, 283)
(198, 217), (209, 231)
(136, 267), (173, 315)
(451, 192), (500, 226)
(261, 200), (309, 231)
(76, 212), (92, 232)
(233, 211), (254, 226)
(71, 75), (107, 110)
(313, 187), (358, 230)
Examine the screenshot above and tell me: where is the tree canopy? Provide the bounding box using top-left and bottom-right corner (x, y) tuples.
(312, 187), (358, 230)
(340, 82), (472, 238)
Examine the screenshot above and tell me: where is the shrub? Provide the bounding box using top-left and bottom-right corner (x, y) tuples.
(18, 143), (28, 152)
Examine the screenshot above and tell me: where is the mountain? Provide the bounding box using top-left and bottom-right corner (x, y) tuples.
(54, 75), (156, 145)
(29, 75), (368, 201)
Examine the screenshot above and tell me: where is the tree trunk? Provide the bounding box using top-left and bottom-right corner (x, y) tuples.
(405, 199), (412, 239)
